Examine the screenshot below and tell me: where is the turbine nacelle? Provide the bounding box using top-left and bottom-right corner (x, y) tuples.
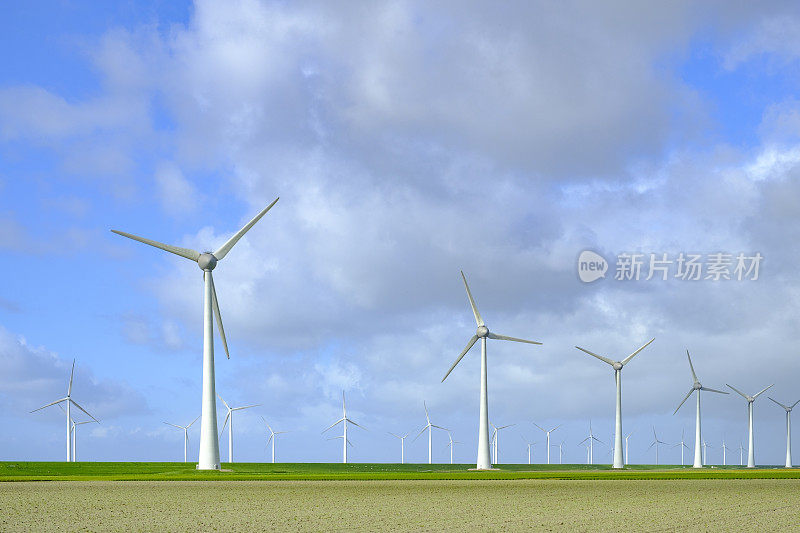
(612, 361), (623, 371)
(197, 253), (218, 271)
(693, 382), (702, 391)
(476, 325), (489, 338)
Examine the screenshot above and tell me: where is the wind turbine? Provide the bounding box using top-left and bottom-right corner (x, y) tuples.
(490, 422), (514, 464)
(442, 271), (541, 470)
(673, 428), (689, 466)
(112, 197), (278, 470)
(575, 338), (654, 468)
(673, 350), (728, 468)
(521, 435), (536, 465)
(218, 394), (260, 464)
(738, 442), (744, 466)
(31, 359), (99, 461)
(721, 439), (730, 466)
(70, 418), (96, 462)
(702, 439), (713, 465)
(388, 432), (409, 464)
(164, 415), (200, 463)
(533, 423), (561, 465)
(413, 402), (448, 464)
(768, 397), (799, 468)
(624, 430), (634, 465)
(261, 416), (287, 464)
(648, 427), (668, 465)
(322, 391), (364, 463)
(445, 431), (460, 464)
(554, 440), (565, 464)
(579, 421), (603, 465)
(726, 383), (773, 468)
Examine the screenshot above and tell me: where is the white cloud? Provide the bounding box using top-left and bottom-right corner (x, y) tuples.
(154, 161), (201, 216)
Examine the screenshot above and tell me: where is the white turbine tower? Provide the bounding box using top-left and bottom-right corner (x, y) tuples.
(673, 350), (728, 468)
(768, 397), (799, 468)
(533, 423), (561, 465)
(520, 436), (536, 465)
(721, 439), (730, 466)
(726, 383), (773, 468)
(442, 271), (541, 470)
(112, 198), (278, 470)
(70, 419), (96, 462)
(554, 440), (565, 464)
(738, 442), (744, 466)
(579, 421), (603, 465)
(624, 430), (634, 465)
(261, 416), (287, 464)
(446, 431), (460, 464)
(322, 391), (364, 463)
(702, 439), (712, 465)
(388, 432), (409, 464)
(673, 428), (690, 466)
(490, 423), (514, 464)
(648, 427), (668, 465)
(164, 415), (200, 463)
(413, 402), (448, 464)
(575, 338), (654, 468)
(218, 394), (259, 464)
(31, 359), (99, 462)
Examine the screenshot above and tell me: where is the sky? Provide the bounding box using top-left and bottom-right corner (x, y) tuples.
(2, 0), (800, 466)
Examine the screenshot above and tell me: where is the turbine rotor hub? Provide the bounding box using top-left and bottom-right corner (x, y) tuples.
(693, 382), (702, 390)
(197, 252), (218, 271)
(612, 362), (623, 371)
(476, 325), (489, 338)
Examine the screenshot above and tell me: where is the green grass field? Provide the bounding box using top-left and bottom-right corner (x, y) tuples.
(2, 461), (799, 481)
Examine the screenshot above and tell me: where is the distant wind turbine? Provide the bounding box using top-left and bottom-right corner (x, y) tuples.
(673, 350), (728, 468)
(413, 401), (448, 464)
(768, 397), (799, 468)
(490, 422), (514, 464)
(218, 394), (260, 464)
(624, 430), (634, 465)
(575, 338), (654, 468)
(261, 416), (287, 464)
(31, 359), (99, 462)
(721, 438), (730, 466)
(648, 427), (668, 465)
(738, 442), (744, 466)
(520, 435), (536, 465)
(673, 428), (690, 466)
(388, 432), (409, 464)
(702, 439), (713, 465)
(322, 391), (364, 463)
(442, 271), (541, 470)
(726, 383), (773, 468)
(446, 431), (460, 464)
(164, 415), (200, 463)
(579, 421), (603, 465)
(112, 197), (278, 470)
(554, 440), (565, 464)
(533, 423), (561, 465)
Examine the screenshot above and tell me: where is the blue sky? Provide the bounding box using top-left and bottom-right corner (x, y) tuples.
(3, 1), (800, 465)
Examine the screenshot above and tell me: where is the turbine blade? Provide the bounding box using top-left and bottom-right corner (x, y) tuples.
(321, 418), (345, 434)
(187, 415), (201, 428)
(217, 394), (231, 411)
(768, 397), (789, 410)
(621, 338), (655, 366)
(213, 197), (279, 260)
(209, 272), (230, 359)
(700, 386), (728, 395)
(110, 230), (201, 262)
(346, 418), (365, 430)
(431, 424), (449, 431)
(726, 384), (749, 399)
(497, 424), (515, 430)
(575, 346), (615, 366)
(412, 425), (429, 442)
(69, 399), (99, 423)
(441, 335), (479, 382)
(68, 359), (75, 397)
(164, 422), (183, 429)
(266, 434), (274, 445)
(219, 412), (230, 437)
(551, 425), (562, 433)
(686, 350), (698, 383)
(673, 388), (695, 415)
(487, 332), (542, 345)
(753, 384), (774, 399)
(424, 401), (430, 423)
(388, 432), (400, 439)
(533, 422), (546, 433)
(232, 404), (260, 411)
(792, 400), (800, 409)
(460, 271), (484, 326)
(30, 397), (68, 413)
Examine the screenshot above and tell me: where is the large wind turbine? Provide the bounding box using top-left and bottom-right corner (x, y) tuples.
(322, 391), (364, 463)
(726, 383), (773, 468)
(648, 427), (668, 465)
(579, 421), (603, 465)
(164, 415), (200, 463)
(414, 402), (448, 464)
(218, 394), (259, 464)
(673, 350), (728, 468)
(31, 359), (99, 461)
(533, 423), (560, 465)
(575, 338), (654, 468)
(261, 416), (287, 464)
(490, 422), (514, 464)
(388, 432), (409, 464)
(442, 271), (541, 470)
(112, 197), (278, 470)
(768, 397), (799, 468)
